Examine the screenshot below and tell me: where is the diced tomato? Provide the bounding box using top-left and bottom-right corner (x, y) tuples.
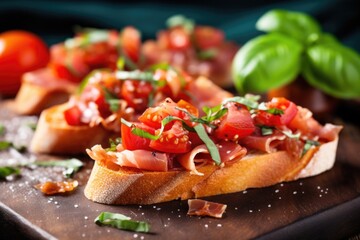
(194, 26), (224, 50)
(121, 122), (155, 151)
(255, 97), (298, 127)
(120, 26), (141, 63)
(80, 85), (112, 118)
(149, 121), (191, 153)
(161, 27), (191, 51)
(121, 80), (153, 112)
(64, 105), (82, 126)
(214, 102), (255, 141)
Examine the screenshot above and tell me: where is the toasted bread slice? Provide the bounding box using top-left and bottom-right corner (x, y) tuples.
(14, 68), (77, 115)
(30, 103), (115, 155)
(84, 136), (339, 205)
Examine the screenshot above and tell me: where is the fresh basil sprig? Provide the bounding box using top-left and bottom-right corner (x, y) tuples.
(95, 212), (150, 233)
(0, 124), (5, 135)
(0, 167), (20, 179)
(30, 158), (83, 178)
(232, 9), (360, 99)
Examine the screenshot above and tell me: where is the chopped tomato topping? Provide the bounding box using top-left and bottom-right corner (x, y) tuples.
(121, 122), (155, 151)
(254, 97), (298, 127)
(64, 105), (82, 126)
(214, 102), (255, 141)
(194, 26), (224, 50)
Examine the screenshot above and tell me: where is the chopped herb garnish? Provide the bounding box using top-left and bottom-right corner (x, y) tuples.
(0, 141), (12, 151)
(101, 86), (121, 112)
(166, 14), (194, 33)
(116, 57), (126, 70)
(223, 95), (260, 110)
(0, 166), (20, 179)
(107, 138), (122, 152)
(0, 124), (5, 135)
(282, 130), (301, 139)
(0, 141), (26, 152)
(201, 105), (228, 124)
(261, 126), (274, 136)
(30, 158), (83, 178)
(197, 49), (218, 60)
(194, 124), (221, 165)
(95, 212), (150, 233)
(302, 140), (320, 156)
(115, 70), (154, 82)
(27, 122), (37, 131)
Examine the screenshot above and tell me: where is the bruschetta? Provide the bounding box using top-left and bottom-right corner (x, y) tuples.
(14, 27), (141, 115)
(84, 96), (342, 205)
(30, 67), (233, 154)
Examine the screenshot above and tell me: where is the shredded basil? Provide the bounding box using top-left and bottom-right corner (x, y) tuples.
(166, 14), (194, 33)
(116, 57), (126, 70)
(0, 124), (5, 135)
(0, 141), (26, 152)
(115, 70), (154, 82)
(0, 167), (20, 179)
(107, 138), (122, 152)
(261, 126), (274, 136)
(101, 86), (121, 112)
(194, 124), (221, 165)
(201, 105), (228, 124)
(197, 49), (218, 60)
(95, 212), (150, 233)
(30, 158), (83, 178)
(223, 95), (260, 110)
(282, 130), (301, 139)
(302, 140), (320, 156)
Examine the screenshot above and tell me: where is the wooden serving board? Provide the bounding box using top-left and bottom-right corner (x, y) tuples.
(1, 100), (360, 240)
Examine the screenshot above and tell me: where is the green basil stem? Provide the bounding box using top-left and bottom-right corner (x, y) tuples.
(95, 212), (150, 233)
(0, 167), (20, 179)
(30, 158), (83, 178)
(115, 70), (154, 82)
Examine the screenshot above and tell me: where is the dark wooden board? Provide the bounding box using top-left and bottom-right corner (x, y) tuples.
(1, 100), (360, 240)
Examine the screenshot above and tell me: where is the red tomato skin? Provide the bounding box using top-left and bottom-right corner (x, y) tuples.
(194, 26), (224, 50)
(0, 30), (49, 95)
(64, 105), (82, 126)
(255, 98), (298, 127)
(121, 80), (153, 112)
(149, 121), (191, 153)
(214, 103), (255, 141)
(121, 26), (141, 63)
(121, 122), (155, 151)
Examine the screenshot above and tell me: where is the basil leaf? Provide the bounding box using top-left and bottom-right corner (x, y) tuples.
(101, 86), (121, 112)
(95, 212), (150, 233)
(0, 141), (12, 151)
(302, 140), (320, 156)
(232, 33), (303, 94)
(197, 49), (218, 60)
(166, 15), (194, 33)
(302, 43), (360, 98)
(194, 124), (221, 165)
(256, 9), (321, 45)
(31, 159), (83, 178)
(222, 95), (260, 109)
(261, 126), (273, 136)
(0, 167), (20, 179)
(107, 138), (122, 152)
(0, 124), (5, 135)
(116, 70), (154, 82)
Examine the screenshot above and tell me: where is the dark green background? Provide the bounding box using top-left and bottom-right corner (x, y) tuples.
(0, 0), (359, 51)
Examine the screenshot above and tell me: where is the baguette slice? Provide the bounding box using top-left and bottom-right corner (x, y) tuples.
(30, 103), (115, 155)
(84, 135), (339, 205)
(14, 68), (77, 115)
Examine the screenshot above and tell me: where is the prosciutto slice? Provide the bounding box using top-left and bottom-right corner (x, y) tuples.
(177, 141), (247, 176)
(240, 133), (286, 153)
(87, 145), (169, 172)
(187, 199), (227, 218)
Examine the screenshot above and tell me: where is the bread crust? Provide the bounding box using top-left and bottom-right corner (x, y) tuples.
(30, 103), (114, 154)
(84, 137), (339, 205)
(14, 69), (77, 115)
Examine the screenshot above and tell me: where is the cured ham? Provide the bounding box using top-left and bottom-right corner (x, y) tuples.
(87, 144), (168, 172)
(187, 199), (227, 218)
(177, 141), (247, 175)
(240, 132), (286, 153)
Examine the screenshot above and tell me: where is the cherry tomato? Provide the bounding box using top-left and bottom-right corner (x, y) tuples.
(121, 80), (153, 112)
(0, 30), (49, 95)
(149, 121), (191, 153)
(194, 26), (224, 50)
(120, 26), (141, 63)
(214, 102), (255, 141)
(255, 97), (298, 127)
(121, 122), (155, 151)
